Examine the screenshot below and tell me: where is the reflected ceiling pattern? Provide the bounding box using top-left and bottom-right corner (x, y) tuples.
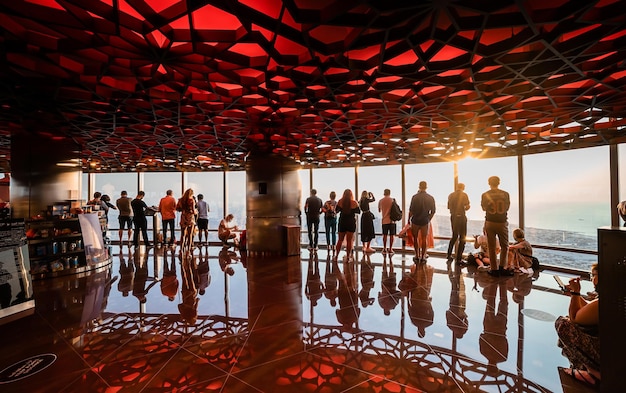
(81, 313), (546, 392)
(2, 245), (592, 392)
(1, 0), (626, 171)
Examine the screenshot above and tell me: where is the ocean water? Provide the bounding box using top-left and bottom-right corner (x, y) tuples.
(524, 202), (610, 237)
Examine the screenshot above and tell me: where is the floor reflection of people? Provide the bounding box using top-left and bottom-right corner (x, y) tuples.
(506, 271), (532, 305)
(479, 279), (509, 374)
(324, 254), (339, 307)
(117, 249), (134, 297)
(306, 253), (324, 307)
(358, 254), (375, 308)
(160, 247), (179, 302)
(378, 254), (401, 316)
(408, 262), (434, 337)
(335, 257), (360, 332)
(197, 247), (211, 296)
(132, 249), (158, 306)
(219, 246), (239, 276)
(446, 262), (468, 339)
(179, 254), (199, 325)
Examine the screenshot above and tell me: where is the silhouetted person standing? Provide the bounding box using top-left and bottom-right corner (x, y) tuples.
(305, 189), (323, 251)
(116, 190), (133, 245)
(447, 183), (470, 263)
(159, 189), (177, 246)
(481, 176), (511, 277)
(131, 191), (151, 248)
(409, 181), (436, 263)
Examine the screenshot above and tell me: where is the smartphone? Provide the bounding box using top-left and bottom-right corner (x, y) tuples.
(553, 275), (566, 291)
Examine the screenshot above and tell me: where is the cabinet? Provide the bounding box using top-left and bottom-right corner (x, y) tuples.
(26, 213), (110, 280)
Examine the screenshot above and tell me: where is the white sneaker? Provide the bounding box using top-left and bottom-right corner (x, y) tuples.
(477, 265), (490, 271)
(526, 268), (533, 275)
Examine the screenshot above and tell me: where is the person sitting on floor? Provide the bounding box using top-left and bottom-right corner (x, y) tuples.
(218, 213), (239, 246)
(507, 228), (534, 274)
(555, 268), (600, 389)
(468, 228), (500, 272)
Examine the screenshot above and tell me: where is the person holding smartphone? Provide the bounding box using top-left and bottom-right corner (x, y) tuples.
(555, 270), (600, 389)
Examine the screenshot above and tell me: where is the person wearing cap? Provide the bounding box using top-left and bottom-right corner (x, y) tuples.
(446, 182), (470, 263)
(408, 181), (436, 263)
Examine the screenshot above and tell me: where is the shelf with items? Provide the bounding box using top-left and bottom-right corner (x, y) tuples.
(25, 212), (111, 279)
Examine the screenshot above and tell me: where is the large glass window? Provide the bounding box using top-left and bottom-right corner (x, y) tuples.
(457, 156), (520, 237)
(405, 162), (455, 252)
(143, 172), (182, 205)
(312, 167), (355, 246)
(94, 172), (137, 241)
(186, 172), (224, 240)
(299, 168), (311, 218)
(81, 173), (89, 202)
(299, 169), (310, 243)
(226, 171), (246, 230)
(357, 165), (402, 248)
(523, 147), (610, 259)
(612, 143), (626, 225)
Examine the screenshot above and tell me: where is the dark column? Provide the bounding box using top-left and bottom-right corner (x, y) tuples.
(10, 133), (81, 219)
(245, 153), (301, 255)
(598, 226), (626, 393)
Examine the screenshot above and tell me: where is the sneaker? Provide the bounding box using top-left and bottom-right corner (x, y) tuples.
(526, 268), (534, 276)
(388, 249), (394, 255)
(477, 265), (490, 271)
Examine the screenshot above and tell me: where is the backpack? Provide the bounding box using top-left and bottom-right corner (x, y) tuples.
(522, 253), (540, 270)
(530, 256), (540, 270)
(390, 199), (402, 222)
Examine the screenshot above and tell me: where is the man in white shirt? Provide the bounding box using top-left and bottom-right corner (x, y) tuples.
(378, 189), (396, 254)
(196, 194), (210, 245)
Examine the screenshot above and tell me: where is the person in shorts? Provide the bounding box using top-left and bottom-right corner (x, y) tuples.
(196, 194), (210, 245)
(408, 181), (436, 263)
(378, 189), (397, 254)
(116, 190), (133, 245)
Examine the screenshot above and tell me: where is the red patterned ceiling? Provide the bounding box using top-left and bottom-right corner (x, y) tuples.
(1, 0), (626, 171)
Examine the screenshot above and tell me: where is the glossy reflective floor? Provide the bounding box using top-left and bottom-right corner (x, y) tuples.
(1, 244), (598, 392)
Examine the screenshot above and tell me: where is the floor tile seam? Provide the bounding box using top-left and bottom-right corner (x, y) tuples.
(220, 373), (265, 393)
(33, 310), (99, 372)
(227, 350), (309, 376)
(59, 368), (113, 393)
(134, 345), (206, 393)
(84, 314), (174, 368)
(305, 347), (465, 392)
(221, 303), (264, 376)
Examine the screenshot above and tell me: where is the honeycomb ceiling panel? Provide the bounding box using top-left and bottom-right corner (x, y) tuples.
(1, 0), (626, 172)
